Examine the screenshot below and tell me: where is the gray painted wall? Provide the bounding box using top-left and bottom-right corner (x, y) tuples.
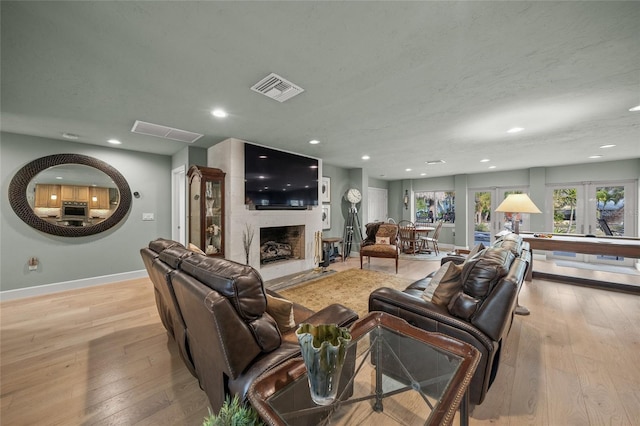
(2, 131), (635, 294)
(324, 158), (639, 248)
(1, 132), (172, 291)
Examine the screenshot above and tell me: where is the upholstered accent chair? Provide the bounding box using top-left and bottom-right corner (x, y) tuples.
(360, 222), (400, 273)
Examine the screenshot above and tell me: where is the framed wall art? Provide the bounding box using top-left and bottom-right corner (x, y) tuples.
(322, 205), (331, 229)
(321, 177), (331, 203)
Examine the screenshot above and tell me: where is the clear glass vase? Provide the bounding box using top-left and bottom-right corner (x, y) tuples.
(296, 323), (352, 406)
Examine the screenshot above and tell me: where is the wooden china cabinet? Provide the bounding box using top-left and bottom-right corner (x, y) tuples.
(187, 165), (225, 257)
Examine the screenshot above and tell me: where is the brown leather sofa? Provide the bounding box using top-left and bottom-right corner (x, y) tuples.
(369, 233), (530, 406)
(140, 238), (359, 412)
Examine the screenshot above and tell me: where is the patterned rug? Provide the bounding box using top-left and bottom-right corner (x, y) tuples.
(279, 269), (414, 318)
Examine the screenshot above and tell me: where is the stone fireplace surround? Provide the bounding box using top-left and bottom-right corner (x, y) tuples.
(207, 138), (323, 282)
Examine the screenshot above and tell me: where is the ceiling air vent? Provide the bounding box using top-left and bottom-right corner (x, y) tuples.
(131, 120), (203, 143)
(425, 160), (446, 165)
(250, 73), (304, 103)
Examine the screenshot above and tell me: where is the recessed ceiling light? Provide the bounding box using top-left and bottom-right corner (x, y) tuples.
(488, 165), (497, 169)
(629, 105), (640, 112)
(405, 168), (412, 172)
(62, 132), (79, 140)
(600, 144), (616, 149)
(108, 139), (122, 145)
(211, 109), (228, 118)
(420, 173), (426, 176)
(55, 176), (63, 180)
(589, 155), (603, 159)
(259, 155), (268, 159)
(480, 159), (490, 163)
(507, 127), (524, 134)
(362, 155), (370, 160)
(309, 139), (320, 145)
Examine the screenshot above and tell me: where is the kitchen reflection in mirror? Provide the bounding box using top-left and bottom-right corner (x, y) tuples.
(8, 153), (132, 237)
(28, 164), (120, 227)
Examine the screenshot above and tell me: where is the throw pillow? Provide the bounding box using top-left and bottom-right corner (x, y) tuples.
(187, 243), (205, 255)
(422, 261), (463, 306)
(465, 243), (485, 262)
(266, 294), (296, 332)
(375, 236), (390, 245)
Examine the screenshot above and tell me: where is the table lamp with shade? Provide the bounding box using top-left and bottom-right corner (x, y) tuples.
(495, 193), (541, 234)
(494, 193), (541, 316)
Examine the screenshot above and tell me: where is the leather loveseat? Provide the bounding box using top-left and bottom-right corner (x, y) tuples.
(140, 238), (359, 412)
(369, 233), (530, 406)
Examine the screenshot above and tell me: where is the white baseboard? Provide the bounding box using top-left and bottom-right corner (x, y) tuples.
(0, 270), (148, 302)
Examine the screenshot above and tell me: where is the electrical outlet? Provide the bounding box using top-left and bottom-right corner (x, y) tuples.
(142, 213), (155, 221)
(28, 257), (39, 271)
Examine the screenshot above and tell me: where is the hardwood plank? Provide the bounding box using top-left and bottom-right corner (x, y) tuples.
(574, 354), (634, 425)
(545, 366), (590, 425)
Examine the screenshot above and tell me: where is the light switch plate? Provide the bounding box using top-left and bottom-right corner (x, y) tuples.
(142, 213), (155, 221)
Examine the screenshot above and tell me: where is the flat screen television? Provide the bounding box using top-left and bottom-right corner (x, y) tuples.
(244, 143), (319, 210)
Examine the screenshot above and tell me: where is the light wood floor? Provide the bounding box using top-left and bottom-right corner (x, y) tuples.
(1, 257), (639, 425)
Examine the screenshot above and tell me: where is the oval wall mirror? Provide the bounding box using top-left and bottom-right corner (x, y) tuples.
(8, 154), (132, 237)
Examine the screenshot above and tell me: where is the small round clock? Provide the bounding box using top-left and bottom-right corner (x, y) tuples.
(345, 188), (362, 204)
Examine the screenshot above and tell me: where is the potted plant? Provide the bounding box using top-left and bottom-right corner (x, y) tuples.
(202, 395), (264, 426)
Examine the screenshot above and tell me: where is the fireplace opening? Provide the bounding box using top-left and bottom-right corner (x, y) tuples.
(260, 225), (305, 265)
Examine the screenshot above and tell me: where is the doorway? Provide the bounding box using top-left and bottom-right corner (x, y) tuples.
(368, 187), (388, 223)
(547, 180), (636, 266)
(171, 166), (186, 245)
(468, 187), (530, 246)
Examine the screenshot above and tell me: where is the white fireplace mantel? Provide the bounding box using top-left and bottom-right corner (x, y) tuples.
(207, 138), (323, 281)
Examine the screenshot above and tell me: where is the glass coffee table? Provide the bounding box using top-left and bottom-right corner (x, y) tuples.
(248, 312), (480, 426)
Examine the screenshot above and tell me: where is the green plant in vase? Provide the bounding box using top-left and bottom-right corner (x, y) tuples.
(202, 395), (264, 426)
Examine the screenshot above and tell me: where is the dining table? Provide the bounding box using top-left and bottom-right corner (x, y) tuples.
(403, 226), (435, 254)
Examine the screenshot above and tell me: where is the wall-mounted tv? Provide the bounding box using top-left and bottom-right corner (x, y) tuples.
(244, 143), (319, 210)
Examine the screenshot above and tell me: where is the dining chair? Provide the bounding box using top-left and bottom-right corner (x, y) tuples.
(420, 220), (443, 255)
(398, 222), (422, 255)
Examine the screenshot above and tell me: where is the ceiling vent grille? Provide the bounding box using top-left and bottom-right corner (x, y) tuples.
(425, 160), (446, 165)
(250, 73), (304, 102)
(131, 120), (203, 143)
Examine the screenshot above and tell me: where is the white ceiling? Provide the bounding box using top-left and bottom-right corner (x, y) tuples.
(1, 1), (639, 181)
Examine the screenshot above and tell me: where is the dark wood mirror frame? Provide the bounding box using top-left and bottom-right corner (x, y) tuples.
(8, 153), (132, 237)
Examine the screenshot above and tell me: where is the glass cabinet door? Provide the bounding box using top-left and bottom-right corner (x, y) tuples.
(188, 165), (225, 257)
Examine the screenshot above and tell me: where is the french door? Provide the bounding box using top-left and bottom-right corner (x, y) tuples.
(468, 187), (529, 246)
(547, 180), (636, 265)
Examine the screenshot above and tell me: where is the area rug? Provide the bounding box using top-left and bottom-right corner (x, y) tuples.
(279, 269), (414, 318)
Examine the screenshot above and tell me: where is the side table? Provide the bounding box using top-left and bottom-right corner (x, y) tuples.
(248, 312), (480, 426)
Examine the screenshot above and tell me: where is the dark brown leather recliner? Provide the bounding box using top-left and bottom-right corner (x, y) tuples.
(140, 239), (197, 377)
(369, 233), (530, 406)
(141, 239), (359, 412)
